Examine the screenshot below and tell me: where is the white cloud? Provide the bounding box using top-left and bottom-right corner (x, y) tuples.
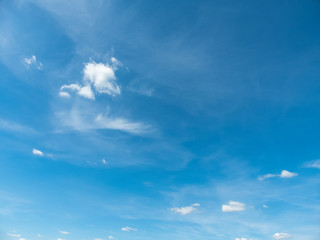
(18, 238), (26, 240)
(272, 233), (291, 239)
(78, 85), (95, 99)
(121, 226), (137, 232)
(57, 107), (150, 135)
(24, 55), (43, 70)
(263, 204), (268, 208)
(258, 170), (298, 181)
(235, 238), (247, 240)
(58, 58), (122, 100)
(111, 57), (123, 70)
(108, 236), (114, 239)
(7, 233), (21, 237)
(60, 83), (94, 100)
(83, 61), (120, 96)
(304, 160), (320, 169)
(222, 201), (246, 212)
(170, 203), (200, 215)
(279, 170), (297, 178)
(57, 238), (65, 240)
(59, 231), (70, 235)
(32, 148), (44, 156)
(102, 159), (107, 164)
(95, 114), (149, 134)
(37, 234), (42, 238)
(59, 91), (71, 98)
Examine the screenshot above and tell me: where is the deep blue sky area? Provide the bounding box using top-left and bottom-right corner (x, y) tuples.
(0, 1), (320, 240)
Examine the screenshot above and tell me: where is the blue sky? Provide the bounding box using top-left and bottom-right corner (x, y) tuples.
(0, 0), (320, 239)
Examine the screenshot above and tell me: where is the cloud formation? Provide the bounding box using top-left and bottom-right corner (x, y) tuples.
(59, 231), (70, 235)
(108, 236), (114, 239)
(235, 238), (247, 240)
(121, 226), (137, 232)
(272, 233), (291, 239)
(7, 233), (21, 237)
(304, 160), (320, 169)
(258, 170), (298, 181)
(32, 148), (44, 156)
(24, 55), (43, 70)
(170, 203), (200, 215)
(222, 201), (245, 212)
(59, 58), (122, 100)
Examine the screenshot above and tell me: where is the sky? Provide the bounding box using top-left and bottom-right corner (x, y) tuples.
(0, 0), (320, 239)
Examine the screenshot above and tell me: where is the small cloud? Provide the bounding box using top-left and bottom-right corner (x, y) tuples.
(60, 83), (94, 100)
(32, 148), (44, 156)
(263, 204), (268, 208)
(24, 55), (43, 70)
(102, 159), (107, 164)
(59, 91), (70, 98)
(59, 231), (70, 235)
(83, 60), (120, 96)
(222, 201), (246, 212)
(170, 203), (200, 215)
(235, 238), (247, 240)
(37, 234), (42, 238)
(57, 238), (65, 240)
(258, 170), (297, 181)
(58, 58), (122, 100)
(121, 226), (137, 232)
(272, 233), (291, 239)
(111, 57), (123, 70)
(279, 170), (297, 178)
(108, 236), (114, 239)
(18, 238), (26, 240)
(304, 160), (320, 169)
(7, 233), (21, 237)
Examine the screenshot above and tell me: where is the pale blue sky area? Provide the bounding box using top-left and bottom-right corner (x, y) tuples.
(0, 1), (320, 240)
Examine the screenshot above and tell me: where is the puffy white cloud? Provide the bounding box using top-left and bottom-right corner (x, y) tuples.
(258, 170), (297, 181)
(57, 238), (65, 240)
(78, 85), (95, 99)
(272, 233), (291, 239)
(32, 148), (43, 156)
(121, 226), (137, 232)
(222, 201), (245, 212)
(24, 55), (43, 70)
(18, 238), (26, 240)
(108, 236), (114, 239)
(235, 238), (247, 240)
(83, 61), (120, 96)
(7, 233), (21, 237)
(170, 203), (200, 215)
(59, 58), (122, 100)
(304, 160), (320, 169)
(59, 231), (70, 235)
(60, 83), (94, 100)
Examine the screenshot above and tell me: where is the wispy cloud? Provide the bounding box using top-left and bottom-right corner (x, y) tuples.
(121, 226), (137, 232)
(58, 230), (70, 235)
(222, 201), (246, 212)
(7, 233), (21, 237)
(235, 238), (247, 240)
(108, 236), (114, 239)
(303, 160), (320, 169)
(258, 170), (298, 181)
(170, 203), (200, 215)
(0, 118), (35, 134)
(272, 233), (291, 239)
(57, 107), (151, 135)
(24, 55), (43, 70)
